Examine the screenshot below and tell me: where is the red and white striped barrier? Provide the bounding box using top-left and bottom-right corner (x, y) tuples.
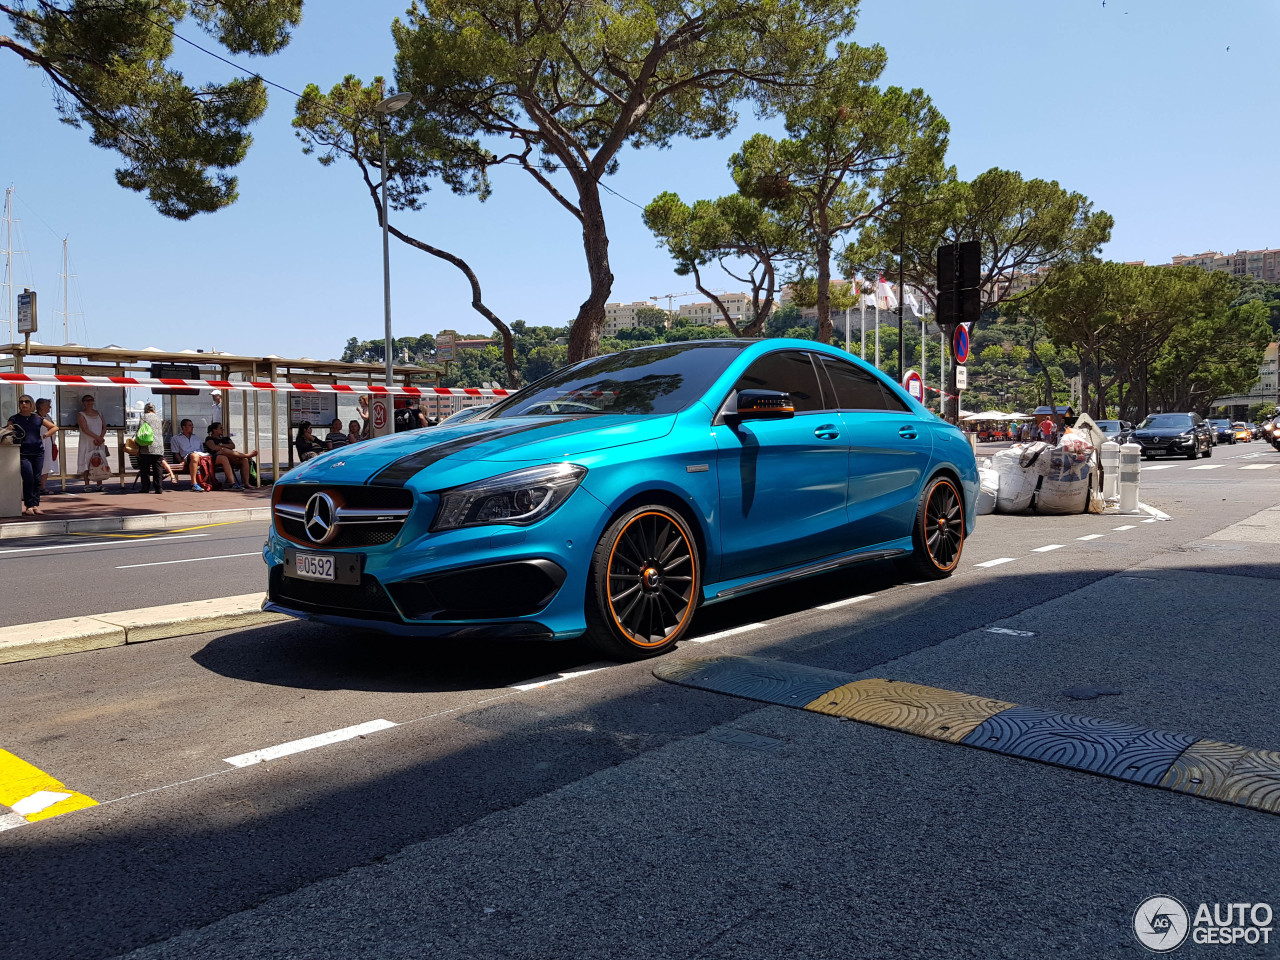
(0, 372), (513, 398)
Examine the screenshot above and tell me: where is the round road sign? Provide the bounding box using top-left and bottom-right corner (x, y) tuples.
(952, 324), (970, 364)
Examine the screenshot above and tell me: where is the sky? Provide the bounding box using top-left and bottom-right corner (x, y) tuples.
(1, 0), (1276, 363)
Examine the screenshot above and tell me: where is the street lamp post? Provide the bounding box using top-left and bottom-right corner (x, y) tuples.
(374, 92), (414, 388)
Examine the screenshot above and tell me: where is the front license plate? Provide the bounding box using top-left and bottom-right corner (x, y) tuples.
(293, 552), (335, 581)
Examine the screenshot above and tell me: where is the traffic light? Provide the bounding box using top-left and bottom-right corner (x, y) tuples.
(935, 240), (981, 326)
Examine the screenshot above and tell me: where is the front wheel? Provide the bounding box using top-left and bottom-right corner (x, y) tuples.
(582, 506), (701, 661)
(899, 476), (966, 581)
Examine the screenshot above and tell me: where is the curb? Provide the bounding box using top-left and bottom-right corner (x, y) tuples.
(0, 593), (288, 665)
(0, 506), (272, 539)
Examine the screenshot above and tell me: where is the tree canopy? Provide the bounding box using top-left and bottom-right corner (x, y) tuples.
(2, 0), (303, 218)
(388, 0), (861, 361)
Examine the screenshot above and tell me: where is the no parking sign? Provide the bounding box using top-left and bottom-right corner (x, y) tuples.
(952, 324), (970, 364)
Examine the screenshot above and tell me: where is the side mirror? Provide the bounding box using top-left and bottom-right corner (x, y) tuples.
(725, 389), (795, 422)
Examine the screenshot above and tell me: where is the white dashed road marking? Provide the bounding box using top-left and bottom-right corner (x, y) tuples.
(1077, 534), (1105, 541)
(223, 719), (397, 768)
(508, 667), (608, 692)
(1032, 544), (1065, 553)
(116, 552), (260, 570)
(1113, 525), (1137, 531)
(975, 557), (1017, 568)
(687, 622), (769, 642)
(1241, 464), (1274, 470)
(1188, 465), (1223, 471)
(0, 533), (210, 556)
(817, 595), (875, 611)
(1142, 464), (1176, 471)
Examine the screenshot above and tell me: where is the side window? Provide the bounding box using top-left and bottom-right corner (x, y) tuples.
(733, 351), (824, 413)
(878, 381), (912, 412)
(820, 356), (897, 411)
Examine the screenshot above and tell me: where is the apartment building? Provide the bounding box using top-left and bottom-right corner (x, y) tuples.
(677, 293), (752, 326)
(603, 301), (664, 336)
(1211, 341), (1279, 417)
(1169, 248), (1280, 282)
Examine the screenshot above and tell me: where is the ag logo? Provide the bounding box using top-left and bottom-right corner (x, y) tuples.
(1134, 896), (1190, 953)
(303, 492), (339, 545)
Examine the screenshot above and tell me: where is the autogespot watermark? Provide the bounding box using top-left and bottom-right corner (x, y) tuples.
(1133, 896), (1274, 952)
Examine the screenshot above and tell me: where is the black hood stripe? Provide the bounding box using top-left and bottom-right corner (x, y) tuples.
(367, 419), (577, 487)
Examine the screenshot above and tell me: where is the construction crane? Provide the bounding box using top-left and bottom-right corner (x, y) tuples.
(651, 288), (725, 313)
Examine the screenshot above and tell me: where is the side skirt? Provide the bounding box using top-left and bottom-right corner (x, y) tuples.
(703, 544), (910, 606)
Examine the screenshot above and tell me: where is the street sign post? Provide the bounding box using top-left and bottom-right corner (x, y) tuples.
(901, 368), (924, 403)
(16, 289), (36, 335)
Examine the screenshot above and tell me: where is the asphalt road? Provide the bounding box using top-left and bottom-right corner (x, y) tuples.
(1, 447), (1278, 959)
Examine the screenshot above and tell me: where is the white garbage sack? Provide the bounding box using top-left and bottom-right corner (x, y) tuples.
(992, 444), (1046, 513)
(977, 466), (999, 516)
(1032, 432), (1095, 515)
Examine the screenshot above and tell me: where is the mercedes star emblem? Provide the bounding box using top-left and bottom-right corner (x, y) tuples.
(303, 492), (339, 544)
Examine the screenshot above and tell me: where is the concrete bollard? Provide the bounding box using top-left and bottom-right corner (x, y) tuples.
(1101, 440), (1120, 499)
(1119, 441), (1141, 513)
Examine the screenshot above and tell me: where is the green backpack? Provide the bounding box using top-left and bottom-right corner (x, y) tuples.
(136, 420), (155, 448)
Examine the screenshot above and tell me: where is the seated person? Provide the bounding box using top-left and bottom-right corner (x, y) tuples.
(346, 419), (362, 445)
(323, 418), (348, 449)
(205, 421), (257, 488)
(172, 418), (225, 491)
(294, 421), (326, 462)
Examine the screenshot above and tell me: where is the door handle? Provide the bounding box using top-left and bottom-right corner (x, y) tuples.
(898, 426), (918, 440)
(814, 424), (840, 440)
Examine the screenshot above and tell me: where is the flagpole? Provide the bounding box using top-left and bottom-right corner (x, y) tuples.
(874, 301), (880, 369)
(844, 306), (851, 354)
(921, 313), (927, 391)
(860, 298), (866, 360)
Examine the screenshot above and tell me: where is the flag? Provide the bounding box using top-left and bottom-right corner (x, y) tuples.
(876, 275), (898, 311)
(904, 288), (922, 316)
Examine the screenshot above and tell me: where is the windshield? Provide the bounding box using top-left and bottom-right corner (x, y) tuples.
(1097, 421), (1120, 431)
(1138, 414), (1194, 429)
(488, 342), (746, 418)
(1210, 419), (1231, 427)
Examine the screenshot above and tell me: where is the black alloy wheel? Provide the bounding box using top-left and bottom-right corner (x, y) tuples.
(583, 505), (701, 660)
(898, 476), (965, 580)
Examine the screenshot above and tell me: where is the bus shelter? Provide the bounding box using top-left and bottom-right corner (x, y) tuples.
(0, 341), (447, 489)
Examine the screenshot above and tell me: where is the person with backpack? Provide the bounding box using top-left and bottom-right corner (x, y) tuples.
(394, 398), (428, 433)
(136, 402), (166, 495)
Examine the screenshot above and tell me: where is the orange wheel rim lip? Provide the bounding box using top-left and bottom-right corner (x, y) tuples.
(606, 510), (697, 647)
(924, 479), (964, 572)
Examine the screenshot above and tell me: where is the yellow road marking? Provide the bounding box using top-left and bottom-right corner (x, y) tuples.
(68, 520), (248, 540)
(0, 749), (97, 823)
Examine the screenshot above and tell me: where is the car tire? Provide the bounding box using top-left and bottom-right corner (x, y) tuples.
(899, 475), (966, 581)
(582, 505), (701, 661)
(1205, 444), (1213, 458)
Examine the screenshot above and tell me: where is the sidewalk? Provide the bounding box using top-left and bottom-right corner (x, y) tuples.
(1, 481), (273, 538)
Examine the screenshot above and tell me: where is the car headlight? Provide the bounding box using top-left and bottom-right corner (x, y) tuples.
(431, 463), (587, 532)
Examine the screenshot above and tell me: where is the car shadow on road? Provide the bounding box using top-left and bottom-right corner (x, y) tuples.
(190, 560), (909, 693)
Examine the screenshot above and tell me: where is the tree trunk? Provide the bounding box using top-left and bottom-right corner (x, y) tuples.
(814, 216), (833, 344)
(567, 181), (614, 362)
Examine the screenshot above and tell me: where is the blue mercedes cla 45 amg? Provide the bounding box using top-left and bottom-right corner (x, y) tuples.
(264, 339), (978, 660)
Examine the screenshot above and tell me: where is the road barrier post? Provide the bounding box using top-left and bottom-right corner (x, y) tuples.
(1101, 440), (1120, 500)
(1118, 441), (1141, 513)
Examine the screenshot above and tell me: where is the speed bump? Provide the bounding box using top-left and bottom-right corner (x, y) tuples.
(655, 655), (1280, 817)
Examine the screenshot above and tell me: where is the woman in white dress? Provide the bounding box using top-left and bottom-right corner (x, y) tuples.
(36, 398), (58, 493)
(76, 394), (108, 491)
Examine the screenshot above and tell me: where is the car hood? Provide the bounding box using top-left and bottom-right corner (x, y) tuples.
(279, 414), (675, 488)
(1132, 425), (1192, 437)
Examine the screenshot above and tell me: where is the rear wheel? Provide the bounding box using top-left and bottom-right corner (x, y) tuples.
(582, 506), (701, 660)
(899, 476), (966, 581)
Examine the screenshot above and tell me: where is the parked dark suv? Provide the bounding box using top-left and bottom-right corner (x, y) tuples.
(1132, 412), (1213, 460)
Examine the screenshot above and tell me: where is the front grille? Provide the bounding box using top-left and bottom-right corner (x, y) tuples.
(268, 567), (401, 621)
(273, 484), (414, 548)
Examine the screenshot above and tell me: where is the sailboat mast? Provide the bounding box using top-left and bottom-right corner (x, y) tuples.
(61, 237), (69, 344)
(3, 186), (13, 343)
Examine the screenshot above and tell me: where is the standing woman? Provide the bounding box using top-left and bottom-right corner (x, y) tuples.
(136, 402), (166, 495)
(77, 394), (108, 491)
(8, 395), (56, 515)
